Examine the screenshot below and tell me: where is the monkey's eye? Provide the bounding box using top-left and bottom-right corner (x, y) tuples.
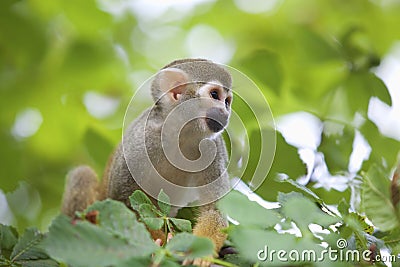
(225, 97), (231, 108)
(210, 90), (219, 100)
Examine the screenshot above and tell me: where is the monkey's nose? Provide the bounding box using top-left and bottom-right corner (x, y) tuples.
(205, 107), (229, 133)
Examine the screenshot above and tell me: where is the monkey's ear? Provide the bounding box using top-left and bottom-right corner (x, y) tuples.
(156, 68), (189, 102)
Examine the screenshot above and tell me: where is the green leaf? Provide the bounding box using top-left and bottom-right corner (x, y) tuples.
(344, 213), (374, 235)
(0, 224), (18, 258)
(338, 199), (350, 217)
(229, 225), (338, 266)
(14, 259), (60, 267)
(86, 199), (154, 246)
(360, 120), (400, 170)
(0, 227), (58, 266)
(222, 253), (253, 267)
(319, 123), (354, 173)
(278, 177), (323, 205)
(170, 218), (192, 232)
(159, 259), (182, 267)
(139, 203), (159, 218)
(218, 191), (280, 228)
(229, 227), (296, 266)
(362, 164), (400, 231)
(344, 72), (391, 115)
(117, 257), (152, 267)
(280, 193), (339, 231)
(255, 131), (306, 201)
(277, 191), (303, 204)
(175, 207), (199, 226)
(10, 228), (52, 263)
(43, 215), (157, 267)
(129, 190), (153, 211)
(340, 27), (381, 72)
(381, 229), (400, 255)
(166, 233), (214, 260)
(157, 189), (171, 216)
(143, 218), (164, 230)
(0, 255), (5, 265)
(270, 131), (306, 180)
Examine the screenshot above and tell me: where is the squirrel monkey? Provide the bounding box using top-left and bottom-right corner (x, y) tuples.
(61, 59), (233, 263)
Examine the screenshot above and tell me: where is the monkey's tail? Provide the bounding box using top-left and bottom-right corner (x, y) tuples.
(61, 165), (100, 217)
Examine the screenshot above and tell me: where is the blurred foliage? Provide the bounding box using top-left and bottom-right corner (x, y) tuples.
(1, 0), (400, 265)
(0, 225), (58, 267)
(42, 191), (211, 267)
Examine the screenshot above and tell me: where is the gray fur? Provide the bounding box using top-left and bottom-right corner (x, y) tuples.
(62, 57), (232, 222)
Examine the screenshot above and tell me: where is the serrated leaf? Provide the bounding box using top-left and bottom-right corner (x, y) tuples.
(43, 215), (157, 267)
(0, 224), (18, 258)
(10, 228), (47, 261)
(166, 233), (214, 260)
(170, 218), (192, 232)
(158, 189), (170, 216)
(139, 203), (159, 218)
(143, 218), (164, 230)
(8, 228), (58, 267)
(218, 191), (280, 228)
(362, 164), (400, 231)
(86, 199), (154, 245)
(129, 190), (153, 211)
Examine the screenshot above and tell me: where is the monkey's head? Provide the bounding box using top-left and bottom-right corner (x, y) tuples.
(151, 59), (233, 138)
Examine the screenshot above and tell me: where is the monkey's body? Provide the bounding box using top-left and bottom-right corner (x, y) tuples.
(61, 59), (232, 265)
(107, 110), (230, 208)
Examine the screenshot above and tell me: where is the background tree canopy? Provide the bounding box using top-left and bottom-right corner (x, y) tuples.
(1, 0), (400, 266)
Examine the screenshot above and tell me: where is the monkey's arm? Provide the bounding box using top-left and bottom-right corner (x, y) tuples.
(193, 204), (228, 253)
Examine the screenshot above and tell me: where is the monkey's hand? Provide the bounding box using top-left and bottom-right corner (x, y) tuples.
(184, 208), (228, 266)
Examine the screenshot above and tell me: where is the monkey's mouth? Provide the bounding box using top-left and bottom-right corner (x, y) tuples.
(205, 118), (226, 133)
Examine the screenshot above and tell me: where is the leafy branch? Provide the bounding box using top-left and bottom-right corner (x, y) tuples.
(129, 190), (192, 244)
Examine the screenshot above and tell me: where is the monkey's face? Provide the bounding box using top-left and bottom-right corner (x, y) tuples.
(158, 81), (232, 142)
(195, 81), (232, 136)
(153, 65), (232, 138)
